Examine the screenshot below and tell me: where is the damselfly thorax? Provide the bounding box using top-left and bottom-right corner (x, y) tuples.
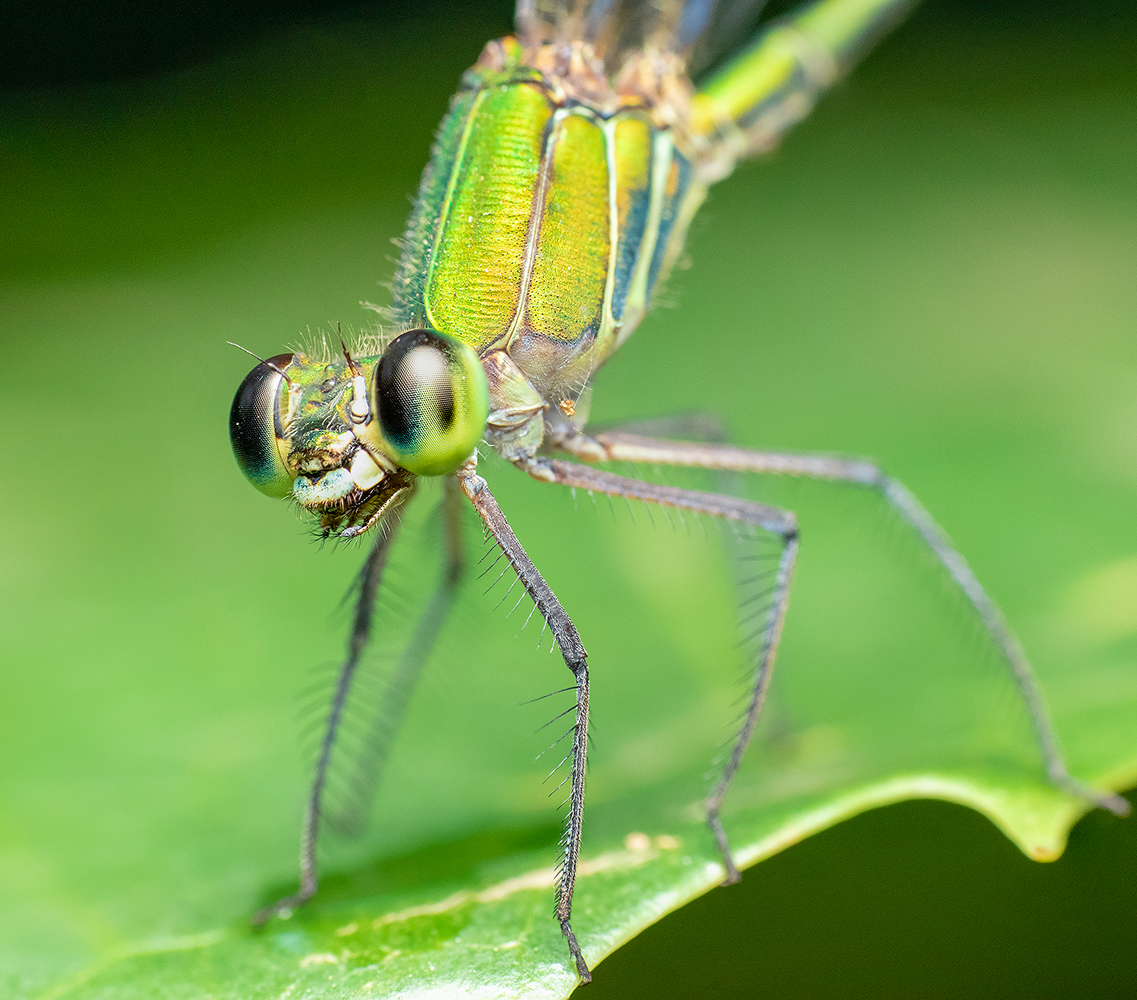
(394, 34), (716, 464)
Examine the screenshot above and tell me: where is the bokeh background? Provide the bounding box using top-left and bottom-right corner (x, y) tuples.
(2, 1), (1136, 997)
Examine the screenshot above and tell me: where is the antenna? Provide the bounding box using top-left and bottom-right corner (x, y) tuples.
(226, 341), (293, 384)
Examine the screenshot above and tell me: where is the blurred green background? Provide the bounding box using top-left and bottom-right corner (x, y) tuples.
(2, 1), (1136, 997)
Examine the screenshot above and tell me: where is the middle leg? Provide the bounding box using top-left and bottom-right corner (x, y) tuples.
(523, 456), (800, 885)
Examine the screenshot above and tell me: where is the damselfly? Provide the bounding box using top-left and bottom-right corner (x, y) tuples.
(228, 0), (1129, 982)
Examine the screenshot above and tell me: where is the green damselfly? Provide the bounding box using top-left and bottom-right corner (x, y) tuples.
(228, 0), (1128, 982)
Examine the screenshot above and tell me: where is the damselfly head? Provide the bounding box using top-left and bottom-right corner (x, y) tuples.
(229, 329), (488, 536)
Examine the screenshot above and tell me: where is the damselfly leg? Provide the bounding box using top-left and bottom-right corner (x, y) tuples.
(455, 462), (594, 981)
(522, 458), (801, 885)
(254, 477), (466, 924)
(550, 428), (1132, 832)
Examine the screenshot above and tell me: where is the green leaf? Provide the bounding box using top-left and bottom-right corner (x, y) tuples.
(3, 9), (1136, 1000)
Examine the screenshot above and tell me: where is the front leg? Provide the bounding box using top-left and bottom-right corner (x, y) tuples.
(455, 462), (593, 983)
(254, 514), (401, 924)
(555, 430), (1130, 818)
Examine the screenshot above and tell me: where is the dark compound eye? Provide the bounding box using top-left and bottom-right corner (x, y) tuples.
(373, 330), (488, 476)
(229, 353), (296, 498)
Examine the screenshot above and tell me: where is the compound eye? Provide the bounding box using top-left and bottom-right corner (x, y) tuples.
(374, 330), (488, 476)
(229, 354), (296, 497)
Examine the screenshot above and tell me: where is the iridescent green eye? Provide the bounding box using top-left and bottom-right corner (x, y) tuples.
(230, 354), (296, 498)
(372, 330), (488, 476)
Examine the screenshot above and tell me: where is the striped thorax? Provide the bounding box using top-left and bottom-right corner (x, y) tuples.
(392, 35), (714, 461)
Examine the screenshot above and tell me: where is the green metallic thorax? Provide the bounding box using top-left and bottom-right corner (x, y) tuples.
(392, 37), (706, 459)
